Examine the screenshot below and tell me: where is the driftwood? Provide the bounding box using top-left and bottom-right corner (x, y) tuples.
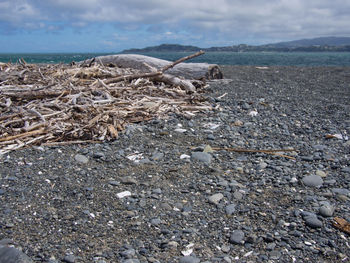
(0, 52), (213, 155)
(82, 52), (223, 80)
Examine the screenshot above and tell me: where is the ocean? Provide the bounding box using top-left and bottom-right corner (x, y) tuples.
(1, 52), (350, 66)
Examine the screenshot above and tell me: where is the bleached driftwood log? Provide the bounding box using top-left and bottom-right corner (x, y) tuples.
(82, 54), (223, 80)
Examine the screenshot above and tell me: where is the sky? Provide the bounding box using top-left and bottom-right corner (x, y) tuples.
(0, 0), (349, 53)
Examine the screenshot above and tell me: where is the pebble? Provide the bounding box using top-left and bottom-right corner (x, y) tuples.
(315, 170), (327, 178)
(208, 193), (224, 204)
(302, 175), (323, 187)
(191, 152), (212, 164)
(179, 256), (200, 263)
(151, 152), (164, 161)
(229, 230), (245, 244)
(74, 154), (89, 164)
(121, 176), (137, 184)
(319, 204), (334, 217)
(63, 254), (76, 263)
(225, 204), (236, 215)
(303, 215), (323, 228)
(0, 189), (5, 195)
(122, 259), (140, 263)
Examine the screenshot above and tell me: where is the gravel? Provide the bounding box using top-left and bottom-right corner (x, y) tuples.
(1, 65), (350, 262)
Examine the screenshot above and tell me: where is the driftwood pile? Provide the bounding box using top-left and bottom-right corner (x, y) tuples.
(0, 51), (216, 155)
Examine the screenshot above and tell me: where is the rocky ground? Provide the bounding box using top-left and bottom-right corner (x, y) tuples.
(1, 65), (350, 263)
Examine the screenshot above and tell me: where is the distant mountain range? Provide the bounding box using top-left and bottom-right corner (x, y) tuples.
(122, 36), (350, 53)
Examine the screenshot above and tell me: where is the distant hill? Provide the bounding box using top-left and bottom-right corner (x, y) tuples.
(123, 44), (201, 53)
(267, 36), (350, 48)
(121, 37), (350, 53)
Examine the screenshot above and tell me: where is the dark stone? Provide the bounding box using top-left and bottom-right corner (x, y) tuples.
(0, 246), (33, 263)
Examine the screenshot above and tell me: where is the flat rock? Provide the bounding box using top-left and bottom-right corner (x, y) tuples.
(74, 154), (89, 164)
(191, 152), (212, 164)
(304, 215), (323, 228)
(225, 204), (236, 215)
(208, 193), (224, 204)
(179, 256), (201, 263)
(229, 230), (245, 244)
(302, 175), (323, 187)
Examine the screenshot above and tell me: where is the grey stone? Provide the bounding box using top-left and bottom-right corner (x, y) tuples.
(304, 215), (323, 228)
(63, 254), (76, 263)
(258, 162), (268, 170)
(151, 152), (164, 161)
(302, 175), (323, 187)
(191, 152), (212, 164)
(332, 188), (350, 195)
(0, 246), (33, 263)
(121, 176), (137, 185)
(150, 218), (161, 225)
(0, 189), (5, 195)
(179, 256), (200, 263)
(319, 204), (334, 217)
(225, 204), (236, 215)
(108, 180), (120, 186)
(74, 154), (89, 164)
(229, 230), (245, 244)
(120, 248), (136, 258)
(208, 193), (224, 204)
(233, 191), (243, 200)
(122, 259), (140, 263)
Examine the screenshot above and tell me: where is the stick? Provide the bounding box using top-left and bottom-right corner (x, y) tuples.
(161, 50), (205, 72)
(42, 140), (101, 146)
(0, 128), (46, 142)
(211, 147), (297, 160)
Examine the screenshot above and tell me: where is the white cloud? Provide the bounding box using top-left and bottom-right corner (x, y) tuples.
(0, 0), (350, 43)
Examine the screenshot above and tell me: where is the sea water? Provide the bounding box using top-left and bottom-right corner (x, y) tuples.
(1, 52), (350, 66)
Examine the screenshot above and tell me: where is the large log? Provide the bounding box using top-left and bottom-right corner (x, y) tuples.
(82, 54), (223, 80)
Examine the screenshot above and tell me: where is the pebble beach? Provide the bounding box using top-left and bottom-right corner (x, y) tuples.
(1, 65), (350, 262)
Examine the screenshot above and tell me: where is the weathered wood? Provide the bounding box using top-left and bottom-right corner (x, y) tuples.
(82, 54), (223, 80)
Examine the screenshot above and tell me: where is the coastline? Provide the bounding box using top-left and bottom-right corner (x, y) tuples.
(1, 65), (350, 262)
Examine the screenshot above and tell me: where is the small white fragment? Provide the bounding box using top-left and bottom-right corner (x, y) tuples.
(177, 123), (183, 127)
(181, 248), (193, 256)
(203, 122), (220, 130)
(304, 241), (312, 246)
(244, 251), (253, 257)
(117, 191), (132, 198)
(174, 128), (187, 133)
(126, 152), (143, 162)
(89, 213), (95, 218)
(181, 243), (194, 256)
(180, 154), (191, 159)
(248, 110), (258, 116)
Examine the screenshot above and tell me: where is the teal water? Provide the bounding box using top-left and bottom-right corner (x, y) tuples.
(1, 52), (350, 66)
